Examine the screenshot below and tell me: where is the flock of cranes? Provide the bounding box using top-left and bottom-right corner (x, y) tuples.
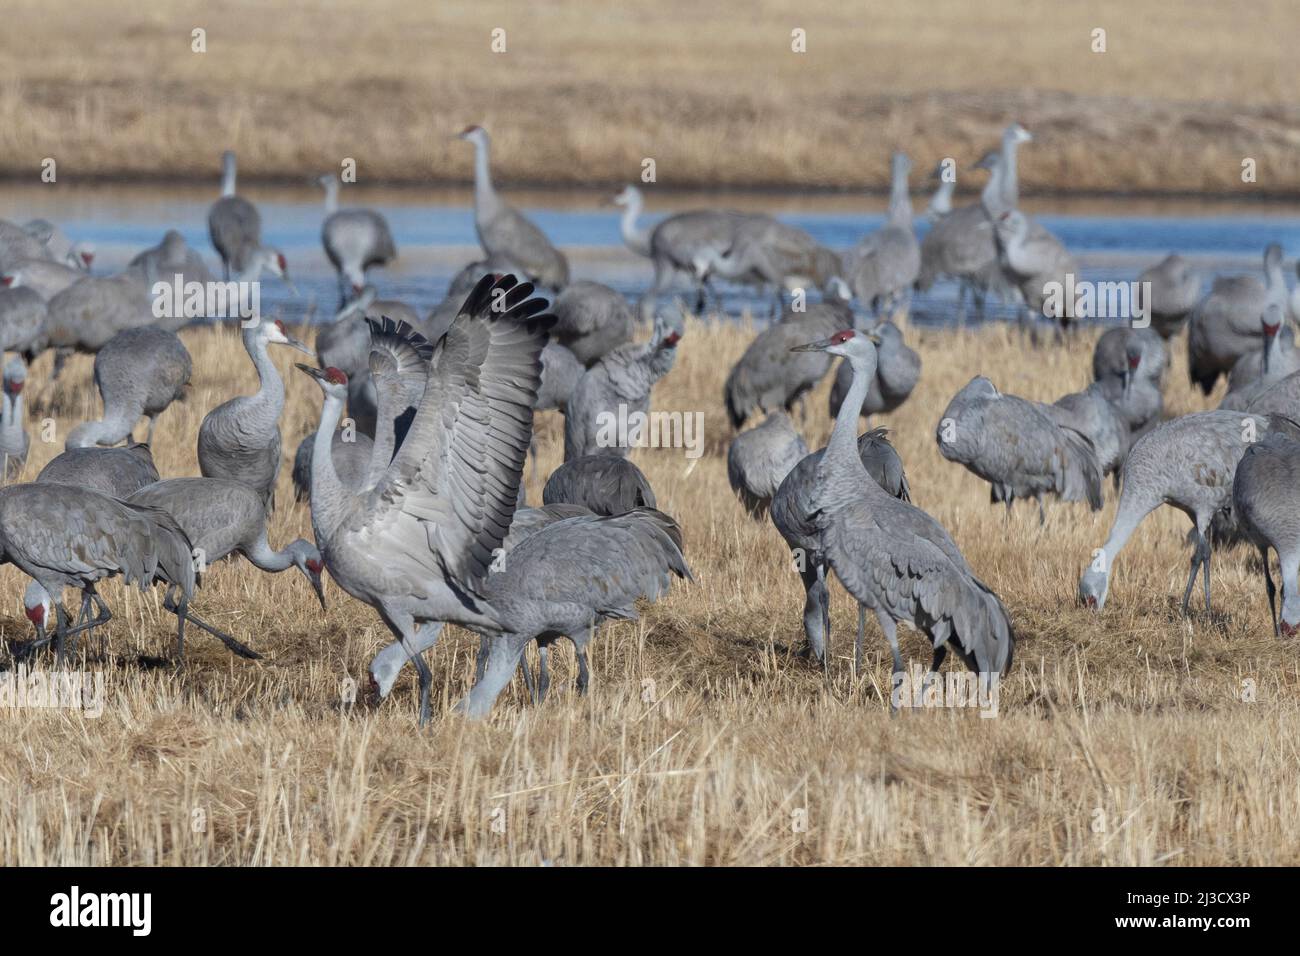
(1, 118), (1299, 723)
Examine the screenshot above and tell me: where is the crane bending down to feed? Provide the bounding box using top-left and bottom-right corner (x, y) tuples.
(0, 482), (256, 663)
(1232, 420), (1300, 636)
(38, 443), (159, 499)
(318, 173), (397, 306)
(791, 329), (1014, 683)
(298, 275), (554, 724)
(1079, 411), (1272, 615)
(727, 410), (808, 518)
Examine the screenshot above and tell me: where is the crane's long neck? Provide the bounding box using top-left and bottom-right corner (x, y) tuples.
(242, 331), (285, 435)
(887, 165), (912, 227)
(1096, 493), (1158, 581)
(619, 195), (651, 256)
(1265, 257), (1285, 301)
(221, 155), (237, 198)
(0, 393), (19, 429)
(999, 139), (1021, 209)
(309, 394), (347, 540)
(826, 354), (873, 481)
(245, 533), (308, 573)
(322, 179), (339, 214)
(929, 179), (955, 217)
(472, 138), (496, 210)
(980, 164), (1003, 213)
(76, 404), (139, 447)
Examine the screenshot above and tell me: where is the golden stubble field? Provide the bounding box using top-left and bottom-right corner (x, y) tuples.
(2, 0), (1300, 194)
(1, 310), (1298, 866)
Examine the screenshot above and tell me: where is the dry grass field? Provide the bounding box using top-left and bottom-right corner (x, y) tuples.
(2, 313), (1299, 866)
(2, 0), (1300, 194)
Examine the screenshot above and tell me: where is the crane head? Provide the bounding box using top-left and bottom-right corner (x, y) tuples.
(22, 581), (51, 642)
(263, 318), (312, 355)
(456, 125), (488, 144)
(790, 328), (881, 357)
(289, 541), (327, 610)
(296, 364), (349, 400)
(1078, 566), (1109, 610)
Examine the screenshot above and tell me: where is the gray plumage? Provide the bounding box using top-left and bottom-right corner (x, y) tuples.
(994, 209), (1079, 328)
(1, 258), (84, 300)
(847, 152), (921, 313)
(0, 218), (54, 269)
(1187, 244), (1288, 395)
(1080, 410), (1271, 614)
(37, 443), (160, 498)
(1138, 254), (1201, 339)
(0, 279), (48, 360)
(550, 280), (635, 367)
(208, 150), (260, 279)
(1092, 328), (1164, 436)
(197, 317), (310, 506)
(44, 273), (154, 364)
(300, 274), (554, 724)
(937, 375), (1104, 516)
(727, 410), (808, 518)
(426, 253), (532, 341)
(1222, 305), (1300, 408)
(23, 219), (92, 270)
(1047, 383), (1128, 480)
(291, 428), (376, 502)
(127, 230), (214, 288)
(544, 453), (657, 515)
(827, 320), (921, 419)
(458, 126), (568, 290)
(797, 329), (1014, 680)
(458, 508), (692, 717)
(724, 301), (850, 429)
(1, 356), (29, 480)
(319, 174), (397, 305)
(536, 342), (584, 413)
(1244, 368), (1300, 420)
(564, 313), (682, 460)
(696, 216), (844, 310)
(1232, 421), (1300, 636)
(65, 326), (192, 449)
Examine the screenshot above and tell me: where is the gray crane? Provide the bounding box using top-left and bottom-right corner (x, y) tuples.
(1244, 368), (1300, 420)
(771, 424), (911, 667)
(827, 320), (920, 420)
(197, 317), (310, 506)
(1, 258), (83, 300)
(318, 173), (397, 306)
(536, 342), (584, 413)
(847, 152), (921, 316)
(0, 218), (54, 268)
(208, 150), (280, 283)
(550, 280), (636, 367)
(994, 209), (1080, 336)
(1138, 254), (1201, 339)
(612, 184), (756, 316)
(1, 356), (29, 480)
(127, 229), (214, 288)
(65, 326), (192, 449)
(457, 126), (569, 290)
(1187, 244), (1289, 394)
(1080, 410), (1271, 615)
(693, 217), (845, 317)
(456, 508), (691, 716)
(724, 300), (850, 429)
(297, 274), (553, 724)
(0, 273), (48, 361)
(37, 443), (160, 498)
(1222, 305), (1300, 406)
(564, 312), (682, 461)
(1, 482), (255, 664)
(727, 410), (808, 518)
(791, 328), (1014, 681)
(427, 253), (532, 339)
(128, 477), (325, 615)
(937, 375), (1104, 521)
(291, 427), (375, 502)
(1232, 420), (1300, 636)
(44, 272), (154, 377)
(1093, 329), (1164, 438)
(543, 454), (657, 515)
(23, 220), (93, 271)
(924, 161), (956, 222)
(1047, 382), (1128, 483)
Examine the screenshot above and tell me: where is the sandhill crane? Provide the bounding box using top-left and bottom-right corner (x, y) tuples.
(937, 376), (1104, 522)
(727, 410), (808, 518)
(128, 477), (326, 614)
(542, 453), (657, 515)
(456, 507), (691, 716)
(1, 258), (83, 301)
(1138, 254), (1201, 339)
(0, 219), (53, 268)
(1047, 383), (1128, 482)
(37, 443), (160, 498)
(612, 184), (754, 315)
(197, 317), (310, 505)
(291, 428), (375, 502)
(791, 328), (1014, 681)
(427, 253), (532, 340)
(1222, 305), (1300, 406)
(1092, 330), (1164, 439)
(827, 320), (920, 420)
(44, 272), (153, 376)
(1187, 244), (1289, 394)
(1093, 326), (1168, 386)
(994, 209), (1079, 336)
(1080, 411), (1271, 614)
(536, 342), (583, 413)
(724, 301), (850, 429)
(1245, 368), (1300, 420)
(550, 280), (636, 367)
(65, 326), (192, 449)
(564, 312), (682, 461)
(771, 425), (910, 666)
(457, 126), (569, 290)
(694, 217), (845, 317)
(924, 161), (956, 221)
(23, 220), (93, 271)
(1, 357), (28, 480)
(318, 173), (397, 305)
(1232, 422), (1300, 635)
(847, 152), (921, 316)
(127, 230), (214, 287)
(298, 275), (553, 724)
(1, 482), (256, 664)
(0, 274), (48, 360)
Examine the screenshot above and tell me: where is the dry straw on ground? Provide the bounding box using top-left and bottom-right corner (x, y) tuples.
(2, 0), (1300, 194)
(1, 313), (1297, 865)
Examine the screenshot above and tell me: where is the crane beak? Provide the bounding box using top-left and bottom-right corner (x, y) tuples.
(284, 334), (312, 355)
(790, 338), (832, 353)
(295, 363), (327, 382)
(311, 575), (326, 610)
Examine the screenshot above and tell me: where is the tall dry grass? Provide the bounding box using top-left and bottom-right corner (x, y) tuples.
(1, 313), (1298, 865)
(1, 1), (1299, 194)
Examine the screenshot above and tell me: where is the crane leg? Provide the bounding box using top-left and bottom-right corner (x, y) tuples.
(1202, 537), (1213, 613)
(799, 563), (829, 669)
(875, 609), (904, 712)
(1181, 528), (1209, 617)
(575, 646), (590, 695)
(163, 590), (260, 660)
(853, 604), (867, 677)
(455, 636), (525, 719)
(145, 415), (157, 447)
(1262, 547), (1280, 638)
(518, 643), (538, 703)
(63, 591), (111, 656)
(535, 644), (550, 703)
